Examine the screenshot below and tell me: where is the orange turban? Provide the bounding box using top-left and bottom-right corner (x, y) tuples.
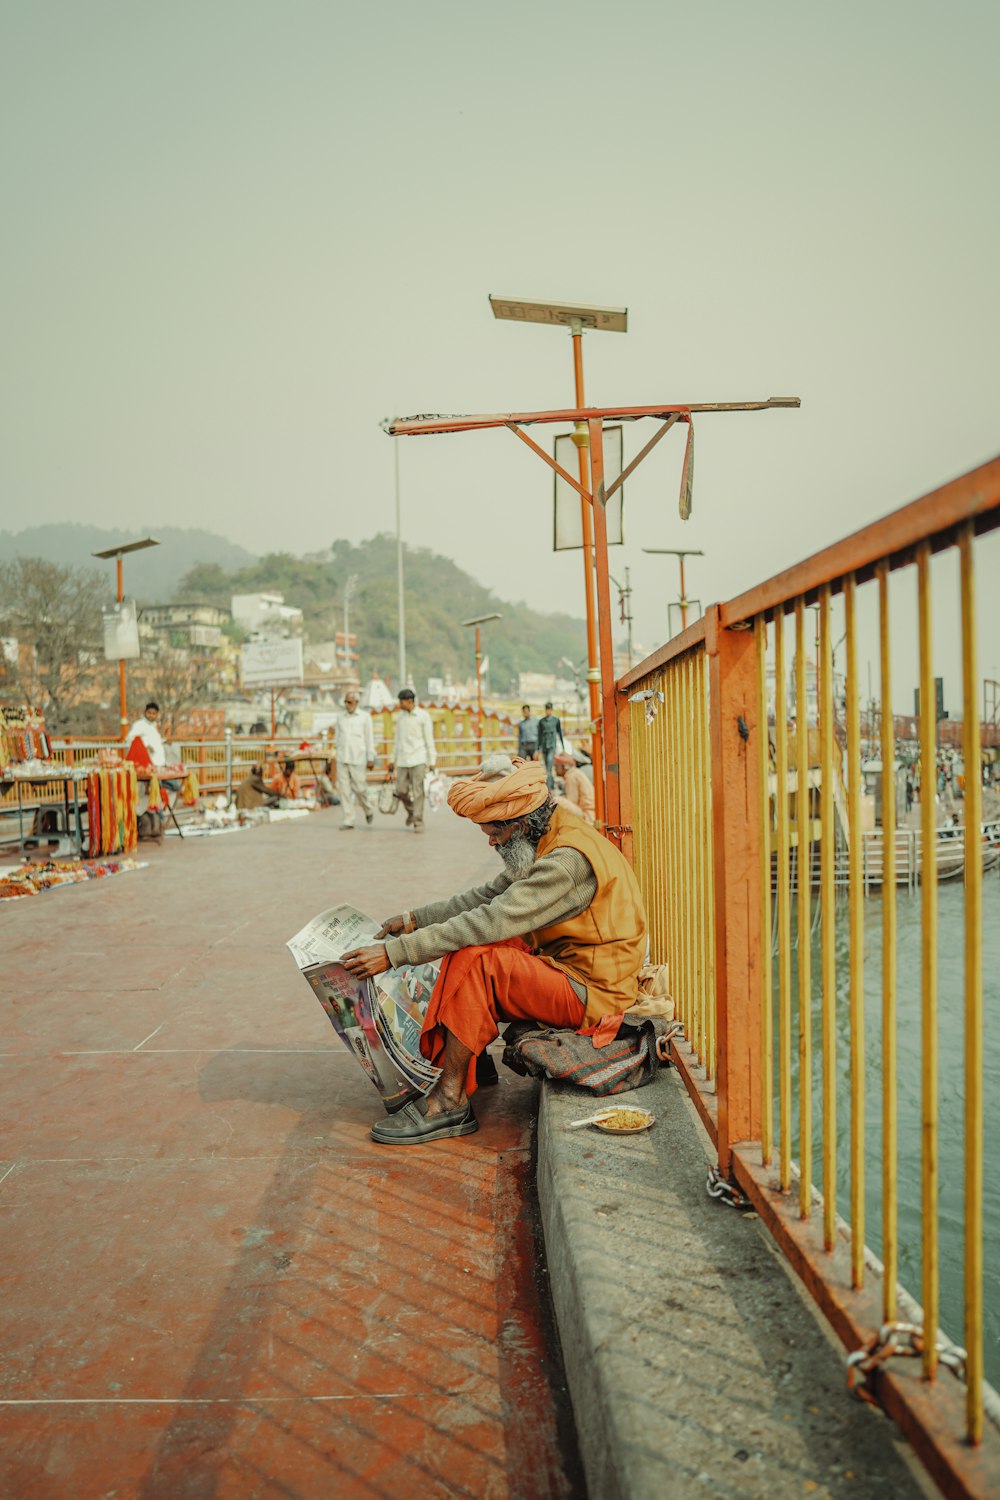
(447, 757), (550, 824)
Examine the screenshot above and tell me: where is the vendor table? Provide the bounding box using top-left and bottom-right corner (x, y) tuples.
(2, 766), (89, 860)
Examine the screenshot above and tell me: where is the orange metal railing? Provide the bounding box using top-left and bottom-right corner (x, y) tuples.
(616, 455), (1000, 1495)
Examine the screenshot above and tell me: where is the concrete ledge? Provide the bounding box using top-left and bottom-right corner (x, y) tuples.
(538, 1068), (934, 1500)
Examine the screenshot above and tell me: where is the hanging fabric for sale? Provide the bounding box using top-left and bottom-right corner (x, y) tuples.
(87, 765), (138, 856)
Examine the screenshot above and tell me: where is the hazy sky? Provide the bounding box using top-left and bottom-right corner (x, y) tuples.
(2, 1), (998, 705)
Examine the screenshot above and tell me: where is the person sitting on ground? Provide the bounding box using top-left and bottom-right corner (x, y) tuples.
(314, 759), (340, 808)
(341, 752), (647, 1145)
(270, 757), (302, 800)
(234, 763), (281, 811)
(553, 749), (596, 824)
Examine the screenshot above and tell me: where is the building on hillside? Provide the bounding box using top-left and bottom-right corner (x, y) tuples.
(301, 656), (356, 702)
(139, 603), (230, 655)
(231, 592), (303, 637)
(306, 640), (359, 688)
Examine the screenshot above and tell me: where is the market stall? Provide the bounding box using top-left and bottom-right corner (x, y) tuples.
(1, 706), (88, 859)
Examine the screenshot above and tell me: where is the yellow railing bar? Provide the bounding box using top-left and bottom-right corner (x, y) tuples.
(960, 521), (983, 1441)
(916, 541), (939, 1378)
(679, 658), (695, 1053)
(665, 671), (682, 1030)
(845, 572), (865, 1287)
(649, 692), (663, 962)
(677, 662), (692, 1051)
(819, 585), (836, 1250)
(795, 598), (812, 1218)
(691, 653), (707, 1070)
(756, 616), (773, 1166)
(774, 611), (792, 1191)
(682, 656), (698, 1056)
(877, 560), (898, 1320)
(630, 697), (652, 957)
(697, 651), (715, 1079)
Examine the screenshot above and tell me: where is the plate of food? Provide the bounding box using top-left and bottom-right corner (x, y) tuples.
(566, 1105), (656, 1134)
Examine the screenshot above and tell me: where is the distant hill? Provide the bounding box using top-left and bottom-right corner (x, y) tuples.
(177, 535), (588, 693)
(0, 522), (588, 691)
(0, 524), (257, 601)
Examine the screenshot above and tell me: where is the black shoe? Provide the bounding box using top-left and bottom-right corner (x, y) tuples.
(370, 1100), (477, 1145)
(365, 811), (374, 825)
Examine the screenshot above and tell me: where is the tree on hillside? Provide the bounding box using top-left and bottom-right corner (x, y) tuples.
(173, 563), (233, 608)
(0, 558), (110, 729)
(128, 649), (224, 739)
(174, 536), (588, 692)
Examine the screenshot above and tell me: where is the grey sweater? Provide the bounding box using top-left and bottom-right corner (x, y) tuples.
(383, 848), (598, 1000)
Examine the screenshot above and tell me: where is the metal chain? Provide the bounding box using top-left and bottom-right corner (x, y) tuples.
(655, 1021), (684, 1064)
(705, 1165), (753, 1211)
(846, 1322), (968, 1407)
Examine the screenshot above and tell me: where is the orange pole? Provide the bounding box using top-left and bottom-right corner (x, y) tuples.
(571, 325), (606, 827)
(589, 417), (620, 836)
(117, 555), (128, 740)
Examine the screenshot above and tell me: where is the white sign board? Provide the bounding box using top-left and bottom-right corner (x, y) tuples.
(553, 426), (623, 550)
(103, 600), (141, 661)
(240, 638), (304, 688)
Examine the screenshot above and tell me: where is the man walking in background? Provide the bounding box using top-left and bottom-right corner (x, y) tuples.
(334, 690), (375, 828)
(537, 701), (566, 789)
(516, 704), (539, 761)
(389, 688), (436, 832)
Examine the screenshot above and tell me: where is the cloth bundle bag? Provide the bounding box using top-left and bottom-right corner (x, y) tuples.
(501, 1013), (674, 1096)
(377, 777), (400, 816)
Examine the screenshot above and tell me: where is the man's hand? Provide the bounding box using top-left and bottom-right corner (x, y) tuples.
(374, 914), (407, 938)
(366, 760), (375, 771)
(341, 944), (391, 978)
(387, 762), (395, 773)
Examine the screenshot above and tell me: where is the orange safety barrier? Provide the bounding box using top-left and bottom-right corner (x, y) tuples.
(615, 455), (1000, 1496)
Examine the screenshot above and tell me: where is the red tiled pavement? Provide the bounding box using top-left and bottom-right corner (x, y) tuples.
(0, 810), (582, 1499)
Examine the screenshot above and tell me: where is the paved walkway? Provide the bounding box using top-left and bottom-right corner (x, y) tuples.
(1, 809), (582, 1500)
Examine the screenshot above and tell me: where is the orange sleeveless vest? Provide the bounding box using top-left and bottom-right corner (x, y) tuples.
(531, 806), (648, 1022)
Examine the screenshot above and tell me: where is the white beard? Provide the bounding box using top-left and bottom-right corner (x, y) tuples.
(498, 833), (537, 880)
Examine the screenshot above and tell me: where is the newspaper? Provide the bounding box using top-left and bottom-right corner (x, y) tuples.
(287, 903), (442, 1110)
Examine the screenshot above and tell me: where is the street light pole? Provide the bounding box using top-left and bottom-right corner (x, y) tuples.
(463, 611), (501, 764)
(609, 566), (634, 669)
(568, 318), (605, 819)
(92, 536), (160, 740)
(343, 573), (358, 683)
(642, 547), (705, 635)
(489, 297), (628, 829)
(395, 439), (406, 690)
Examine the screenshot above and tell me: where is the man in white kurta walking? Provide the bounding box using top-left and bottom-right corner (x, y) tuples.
(334, 690), (376, 828)
(389, 688), (436, 832)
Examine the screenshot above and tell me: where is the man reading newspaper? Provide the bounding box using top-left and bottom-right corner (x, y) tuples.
(341, 753), (647, 1145)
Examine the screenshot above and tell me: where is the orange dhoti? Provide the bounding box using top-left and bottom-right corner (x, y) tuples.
(418, 938), (584, 1097)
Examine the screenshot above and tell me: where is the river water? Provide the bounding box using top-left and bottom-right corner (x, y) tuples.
(780, 874), (1000, 1389)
